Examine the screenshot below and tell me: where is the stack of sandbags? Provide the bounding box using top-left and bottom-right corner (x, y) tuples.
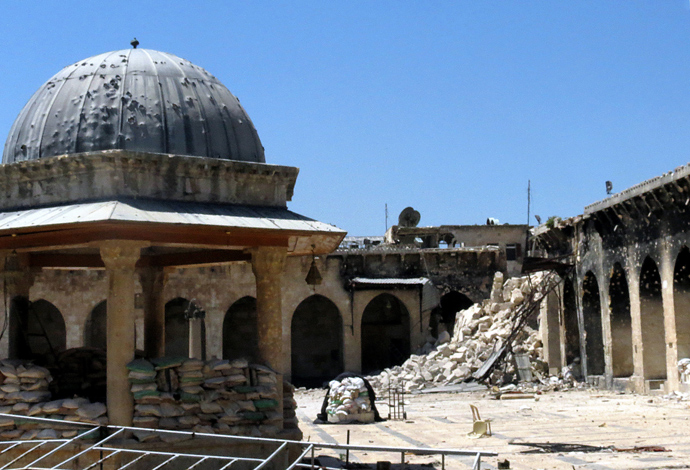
(128, 359), (161, 428)
(0, 361), (52, 407)
(282, 381), (298, 430)
(325, 376), (373, 424)
(367, 272), (548, 392)
(0, 396), (107, 440)
(128, 357), (286, 440)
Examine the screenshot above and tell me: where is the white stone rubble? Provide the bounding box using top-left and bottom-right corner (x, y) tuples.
(367, 272), (548, 393)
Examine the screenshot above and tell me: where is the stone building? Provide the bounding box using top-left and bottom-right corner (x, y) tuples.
(0, 46), (528, 432)
(0, 46), (345, 431)
(533, 163), (690, 394)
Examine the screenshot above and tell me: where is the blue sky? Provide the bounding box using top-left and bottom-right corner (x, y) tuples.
(2, 1), (690, 235)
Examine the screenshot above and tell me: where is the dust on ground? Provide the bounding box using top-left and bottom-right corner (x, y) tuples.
(295, 387), (690, 470)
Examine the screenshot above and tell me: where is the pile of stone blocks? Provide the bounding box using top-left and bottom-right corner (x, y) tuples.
(367, 272), (546, 392)
(128, 357), (290, 441)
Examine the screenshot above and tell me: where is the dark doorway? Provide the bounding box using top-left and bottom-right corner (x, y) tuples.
(674, 247), (690, 361)
(562, 278), (581, 365)
(438, 291), (473, 336)
(640, 257), (666, 380)
(361, 294), (410, 374)
(10, 299), (66, 366)
(609, 263), (633, 377)
(223, 296), (258, 362)
(291, 295), (343, 388)
(85, 300), (107, 350)
(582, 272), (605, 375)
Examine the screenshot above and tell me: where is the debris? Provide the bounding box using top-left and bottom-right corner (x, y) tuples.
(367, 271), (573, 394)
(499, 393), (535, 400)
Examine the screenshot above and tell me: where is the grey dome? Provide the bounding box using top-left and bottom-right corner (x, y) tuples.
(3, 49), (265, 164)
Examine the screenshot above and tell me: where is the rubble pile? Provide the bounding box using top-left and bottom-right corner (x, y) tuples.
(678, 358), (690, 384)
(0, 360), (107, 439)
(323, 376), (374, 423)
(368, 272), (548, 392)
(128, 357), (292, 441)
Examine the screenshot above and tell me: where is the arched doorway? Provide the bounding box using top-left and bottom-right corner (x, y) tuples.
(438, 291), (473, 337)
(291, 295), (343, 388)
(361, 294), (410, 374)
(165, 298), (205, 359)
(609, 263), (633, 377)
(85, 300), (107, 350)
(223, 296), (258, 361)
(674, 247), (690, 362)
(562, 278), (581, 365)
(10, 299), (66, 366)
(582, 272), (605, 375)
(640, 257), (666, 380)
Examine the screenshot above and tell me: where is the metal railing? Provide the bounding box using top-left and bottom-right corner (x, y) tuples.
(0, 413), (496, 470)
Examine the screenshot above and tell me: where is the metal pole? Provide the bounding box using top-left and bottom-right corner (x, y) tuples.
(311, 445), (315, 469)
(346, 430), (350, 466)
(442, 454), (445, 470)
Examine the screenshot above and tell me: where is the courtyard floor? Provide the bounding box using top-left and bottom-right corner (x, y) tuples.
(294, 386), (690, 470)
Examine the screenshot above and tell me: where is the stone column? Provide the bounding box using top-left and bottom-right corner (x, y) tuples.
(660, 242), (679, 393)
(0, 252), (34, 359)
(189, 314), (204, 359)
(250, 246), (287, 432)
(138, 267), (168, 358)
(540, 290), (562, 375)
(250, 247), (287, 373)
(626, 253), (645, 393)
(100, 241), (146, 426)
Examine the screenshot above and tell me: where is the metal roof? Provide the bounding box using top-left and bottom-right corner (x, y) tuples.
(4, 49), (264, 164)
(0, 199), (344, 235)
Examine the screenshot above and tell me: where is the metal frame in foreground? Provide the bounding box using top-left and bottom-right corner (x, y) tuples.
(0, 414), (496, 470)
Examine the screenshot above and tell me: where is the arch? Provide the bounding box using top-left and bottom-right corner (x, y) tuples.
(640, 257), (666, 380)
(674, 247), (690, 363)
(582, 272), (605, 375)
(85, 300), (107, 350)
(562, 278), (581, 365)
(609, 263), (633, 377)
(361, 294), (410, 374)
(438, 291), (473, 337)
(10, 299), (66, 366)
(165, 298), (206, 359)
(291, 295), (343, 388)
(223, 296), (258, 362)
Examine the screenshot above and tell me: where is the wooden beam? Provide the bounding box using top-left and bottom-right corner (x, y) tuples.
(29, 249), (251, 269)
(141, 250), (251, 268)
(0, 222), (291, 251)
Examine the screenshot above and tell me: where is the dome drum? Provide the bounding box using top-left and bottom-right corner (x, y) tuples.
(0, 151), (297, 212)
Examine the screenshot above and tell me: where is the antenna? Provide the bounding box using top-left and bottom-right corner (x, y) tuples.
(527, 180), (531, 226)
(385, 203), (388, 233)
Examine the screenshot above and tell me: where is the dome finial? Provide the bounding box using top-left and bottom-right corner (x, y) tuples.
(130, 38), (139, 49)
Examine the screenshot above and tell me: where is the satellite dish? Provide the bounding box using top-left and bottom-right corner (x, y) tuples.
(398, 207), (421, 227)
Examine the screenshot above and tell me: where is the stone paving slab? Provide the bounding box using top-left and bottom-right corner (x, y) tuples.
(295, 388), (690, 469)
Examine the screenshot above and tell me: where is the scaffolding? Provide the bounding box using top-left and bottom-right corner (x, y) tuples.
(0, 414), (496, 470)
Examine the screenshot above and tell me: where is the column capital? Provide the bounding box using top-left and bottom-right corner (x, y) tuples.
(99, 240), (148, 271)
(249, 246), (287, 280)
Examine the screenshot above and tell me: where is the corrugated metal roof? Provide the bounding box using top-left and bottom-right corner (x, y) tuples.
(0, 199), (344, 234)
(350, 277), (430, 286)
